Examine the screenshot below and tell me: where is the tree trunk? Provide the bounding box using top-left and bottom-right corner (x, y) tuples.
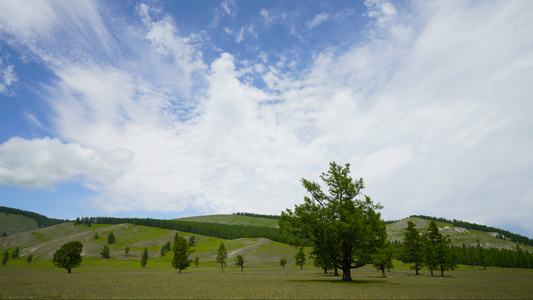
(67, 268), (71, 273)
(380, 267), (386, 278)
(430, 269), (433, 276)
(440, 265), (444, 277)
(240, 266), (243, 272)
(341, 268), (352, 282)
(333, 266), (339, 276)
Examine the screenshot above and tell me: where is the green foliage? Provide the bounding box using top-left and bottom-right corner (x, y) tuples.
(188, 235), (196, 247)
(311, 247), (334, 273)
(234, 212), (279, 219)
(279, 258), (287, 269)
(216, 242), (227, 272)
(402, 221), (425, 275)
(171, 236), (194, 273)
(278, 162), (387, 281)
(52, 241), (83, 273)
(93, 233), (99, 239)
(295, 247), (306, 269)
(140, 248), (148, 268)
(194, 256), (200, 268)
(107, 232), (115, 244)
(2, 231), (6, 237)
(372, 241), (395, 277)
(2, 250), (8, 266)
(27, 254), (33, 264)
(124, 245), (130, 256)
(160, 241), (171, 256)
(234, 254), (245, 272)
(100, 245), (110, 259)
(11, 247), (20, 259)
(425, 221), (456, 276)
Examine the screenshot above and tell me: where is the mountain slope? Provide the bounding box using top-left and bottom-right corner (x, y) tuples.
(0, 213), (39, 236)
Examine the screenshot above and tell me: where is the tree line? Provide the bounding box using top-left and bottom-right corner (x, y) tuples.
(73, 216), (292, 244)
(410, 215), (533, 247)
(0, 206), (66, 229)
(233, 212), (279, 219)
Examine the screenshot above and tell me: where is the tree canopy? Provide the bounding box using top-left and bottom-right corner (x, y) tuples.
(52, 241), (83, 273)
(278, 162), (387, 281)
(172, 236), (194, 273)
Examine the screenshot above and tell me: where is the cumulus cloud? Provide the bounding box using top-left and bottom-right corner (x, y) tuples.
(1, 0), (532, 237)
(0, 137), (132, 189)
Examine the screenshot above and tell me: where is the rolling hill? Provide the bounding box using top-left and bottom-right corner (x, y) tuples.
(1, 208), (532, 267)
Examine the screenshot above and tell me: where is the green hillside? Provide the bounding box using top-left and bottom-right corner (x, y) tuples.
(387, 217), (533, 252)
(0, 222), (303, 267)
(177, 214), (278, 228)
(0, 213), (39, 236)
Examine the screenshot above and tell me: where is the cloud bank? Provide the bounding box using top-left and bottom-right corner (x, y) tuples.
(0, 0), (532, 236)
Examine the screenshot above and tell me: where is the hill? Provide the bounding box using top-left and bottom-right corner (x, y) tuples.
(0, 222), (301, 267)
(0, 213), (39, 236)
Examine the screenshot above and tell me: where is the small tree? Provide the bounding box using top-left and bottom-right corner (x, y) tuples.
(476, 240), (486, 270)
(172, 236), (195, 273)
(141, 248), (148, 268)
(279, 258), (287, 270)
(194, 256), (200, 268)
(372, 241), (395, 277)
(401, 221), (425, 275)
(52, 241), (83, 273)
(125, 246), (130, 256)
(189, 236), (196, 247)
(235, 254), (245, 272)
(93, 233), (99, 240)
(100, 245), (111, 259)
(2, 231), (8, 237)
(11, 247), (20, 259)
(27, 255), (33, 264)
(311, 248), (334, 274)
(2, 250), (9, 266)
(295, 247), (306, 269)
(216, 242), (228, 272)
(107, 232), (116, 244)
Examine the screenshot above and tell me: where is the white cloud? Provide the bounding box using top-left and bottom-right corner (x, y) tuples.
(0, 137), (132, 189)
(307, 13), (330, 30)
(1, 0), (533, 237)
(0, 61), (17, 95)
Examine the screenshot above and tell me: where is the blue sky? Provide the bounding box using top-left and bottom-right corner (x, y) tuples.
(1, 0), (532, 238)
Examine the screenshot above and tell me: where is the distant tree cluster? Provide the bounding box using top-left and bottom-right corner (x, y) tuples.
(411, 215), (533, 247)
(233, 212), (279, 219)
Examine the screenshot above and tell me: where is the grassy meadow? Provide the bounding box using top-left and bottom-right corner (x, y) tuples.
(1, 258), (533, 299)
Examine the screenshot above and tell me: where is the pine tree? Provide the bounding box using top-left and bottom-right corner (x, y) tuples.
(100, 245), (110, 259)
(216, 242), (227, 272)
(476, 240), (486, 270)
(27, 254), (33, 264)
(235, 254), (245, 272)
(188, 236), (196, 247)
(194, 256), (200, 268)
(295, 247), (306, 269)
(2, 250), (8, 266)
(93, 233), (99, 240)
(401, 221), (425, 275)
(107, 232), (115, 244)
(141, 248), (148, 268)
(11, 247), (20, 259)
(172, 236), (195, 273)
(124, 245), (130, 256)
(426, 221), (455, 276)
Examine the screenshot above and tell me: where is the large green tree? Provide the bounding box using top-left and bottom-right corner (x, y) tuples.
(216, 242), (228, 273)
(425, 221), (456, 276)
(52, 241), (83, 273)
(401, 221), (425, 275)
(278, 162), (387, 282)
(172, 236), (195, 273)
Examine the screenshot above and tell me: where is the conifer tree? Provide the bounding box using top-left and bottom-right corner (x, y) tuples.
(235, 254), (245, 272)
(372, 241), (395, 277)
(141, 248), (148, 268)
(125, 245), (130, 256)
(107, 232), (115, 244)
(27, 254), (33, 264)
(11, 247), (20, 259)
(401, 221), (425, 275)
(216, 242), (227, 272)
(425, 221), (456, 276)
(172, 236), (195, 273)
(476, 239), (486, 270)
(2, 250), (8, 266)
(194, 256), (200, 268)
(100, 245), (110, 259)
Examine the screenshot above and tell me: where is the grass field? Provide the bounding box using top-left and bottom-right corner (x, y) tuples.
(1, 258), (532, 299)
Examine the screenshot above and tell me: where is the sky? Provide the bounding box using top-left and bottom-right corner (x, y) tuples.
(0, 0), (532, 238)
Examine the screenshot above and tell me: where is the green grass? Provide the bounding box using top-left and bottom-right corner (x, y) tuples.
(1, 259), (532, 299)
(0, 214), (38, 236)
